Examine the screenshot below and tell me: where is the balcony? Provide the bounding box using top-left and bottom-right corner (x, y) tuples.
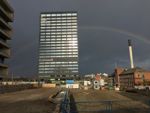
(0, 66), (8, 77)
(1, 0), (14, 13)
(0, 17), (12, 30)
(0, 6), (14, 22)
(0, 29), (11, 39)
(0, 50), (10, 58)
(0, 52), (9, 58)
(0, 40), (9, 48)
(0, 63), (8, 68)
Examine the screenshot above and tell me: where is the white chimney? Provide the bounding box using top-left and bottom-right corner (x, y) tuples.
(128, 39), (134, 68)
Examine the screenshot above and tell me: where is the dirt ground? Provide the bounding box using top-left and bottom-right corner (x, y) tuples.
(70, 89), (150, 113)
(0, 88), (150, 113)
(0, 88), (59, 113)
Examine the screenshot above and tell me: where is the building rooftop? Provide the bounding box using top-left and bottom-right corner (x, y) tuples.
(120, 67), (149, 75)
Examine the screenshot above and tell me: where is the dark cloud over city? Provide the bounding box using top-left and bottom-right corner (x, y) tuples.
(9, 0), (150, 76)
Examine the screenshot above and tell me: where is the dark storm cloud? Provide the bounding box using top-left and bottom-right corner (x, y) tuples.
(8, 0), (150, 76)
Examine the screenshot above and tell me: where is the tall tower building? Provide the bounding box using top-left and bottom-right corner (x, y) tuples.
(0, 0), (14, 79)
(38, 12), (78, 80)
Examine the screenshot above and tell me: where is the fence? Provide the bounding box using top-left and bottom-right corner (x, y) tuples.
(60, 90), (70, 113)
(70, 100), (150, 113)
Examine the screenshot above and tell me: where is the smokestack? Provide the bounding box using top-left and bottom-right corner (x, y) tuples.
(128, 39), (134, 68)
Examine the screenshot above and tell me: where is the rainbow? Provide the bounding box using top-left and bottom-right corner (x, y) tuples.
(79, 26), (150, 44)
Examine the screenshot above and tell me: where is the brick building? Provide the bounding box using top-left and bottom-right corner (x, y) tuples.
(114, 67), (124, 86)
(113, 67), (150, 89)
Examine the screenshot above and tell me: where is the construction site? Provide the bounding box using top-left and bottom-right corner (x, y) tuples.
(0, 41), (150, 113)
(1, 0), (150, 113)
(0, 86), (150, 113)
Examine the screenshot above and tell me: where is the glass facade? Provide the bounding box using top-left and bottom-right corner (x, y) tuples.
(38, 12), (78, 79)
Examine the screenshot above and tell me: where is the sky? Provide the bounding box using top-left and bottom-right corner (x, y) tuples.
(8, 0), (150, 76)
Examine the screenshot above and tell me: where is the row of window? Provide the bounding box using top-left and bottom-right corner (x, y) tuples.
(40, 30), (77, 33)
(41, 22), (77, 25)
(38, 75), (76, 78)
(39, 67), (78, 69)
(40, 29), (77, 34)
(40, 52), (78, 55)
(40, 46), (78, 49)
(39, 75), (77, 77)
(40, 47), (78, 50)
(39, 55), (78, 58)
(40, 35), (77, 38)
(40, 43), (77, 46)
(40, 39), (78, 41)
(41, 27), (77, 30)
(40, 25), (77, 29)
(41, 30), (77, 33)
(41, 19), (77, 23)
(40, 29), (77, 32)
(41, 25), (77, 27)
(39, 50), (78, 52)
(39, 70), (78, 74)
(41, 20), (77, 23)
(40, 63), (78, 66)
(40, 46), (78, 48)
(39, 65), (78, 68)
(40, 40), (77, 42)
(39, 64), (78, 66)
(40, 39), (77, 42)
(40, 38), (77, 41)
(39, 57), (78, 60)
(40, 49), (78, 52)
(39, 61), (78, 64)
(40, 46), (77, 49)
(41, 23), (77, 26)
(40, 40), (78, 43)
(41, 17), (77, 20)
(40, 32), (77, 35)
(40, 40), (77, 43)
(41, 13), (77, 17)
(39, 64), (78, 68)
(39, 67), (78, 71)
(39, 49), (78, 52)
(40, 35), (77, 37)
(41, 37), (78, 40)
(40, 44), (78, 47)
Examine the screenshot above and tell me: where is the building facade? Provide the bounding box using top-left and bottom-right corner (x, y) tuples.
(0, 0), (14, 79)
(114, 67), (124, 86)
(38, 12), (79, 80)
(119, 67), (150, 89)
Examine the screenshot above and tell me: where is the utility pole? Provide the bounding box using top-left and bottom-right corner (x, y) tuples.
(11, 73), (14, 85)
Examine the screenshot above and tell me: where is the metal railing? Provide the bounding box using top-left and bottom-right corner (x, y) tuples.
(59, 90), (150, 113)
(60, 90), (70, 113)
(70, 100), (150, 113)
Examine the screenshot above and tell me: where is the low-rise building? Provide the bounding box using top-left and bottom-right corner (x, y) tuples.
(114, 67), (124, 86)
(117, 67), (150, 89)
